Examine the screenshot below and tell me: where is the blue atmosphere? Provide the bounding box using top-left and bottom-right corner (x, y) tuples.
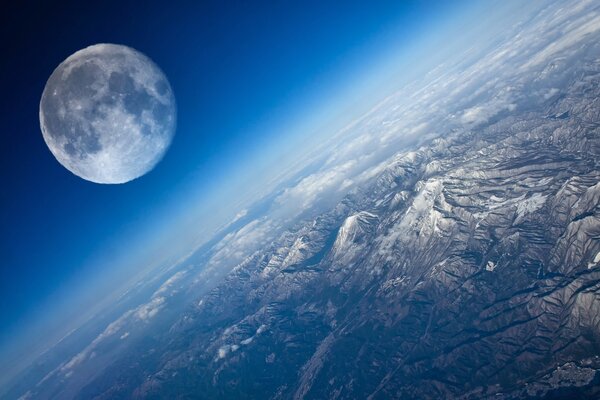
(5, 0), (600, 398)
(0, 0), (478, 383)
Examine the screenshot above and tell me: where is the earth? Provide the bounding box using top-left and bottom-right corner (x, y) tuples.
(5, 0), (600, 399)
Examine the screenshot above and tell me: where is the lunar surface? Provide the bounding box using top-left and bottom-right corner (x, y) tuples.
(39, 43), (176, 184)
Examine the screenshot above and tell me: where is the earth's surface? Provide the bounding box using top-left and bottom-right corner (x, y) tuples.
(5, 0), (600, 399)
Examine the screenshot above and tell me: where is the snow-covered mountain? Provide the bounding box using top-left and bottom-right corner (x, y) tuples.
(5, 0), (600, 398)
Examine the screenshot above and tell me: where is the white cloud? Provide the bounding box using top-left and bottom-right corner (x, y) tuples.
(207, 217), (277, 269)
(135, 296), (165, 321)
(240, 337), (253, 345)
(274, 160), (358, 213)
(36, 0), (600, 390)
(152, 270), (187, 298)
(461, 97), (516, 125)
(232, 209), (248, 223)
(522, 12), (600, 69)
(58, 291), (168, 375)
(217, 346), (229, 359)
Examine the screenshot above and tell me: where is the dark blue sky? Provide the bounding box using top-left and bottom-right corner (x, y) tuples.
(0, 0), (472, 365)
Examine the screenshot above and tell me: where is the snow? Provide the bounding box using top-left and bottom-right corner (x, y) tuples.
(333, 212), (378, 256)
(516, 193), (547, 218)
(587, 251), (600, 269)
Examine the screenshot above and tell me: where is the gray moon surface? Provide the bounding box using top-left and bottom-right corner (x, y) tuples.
(40, 43), (176, 184)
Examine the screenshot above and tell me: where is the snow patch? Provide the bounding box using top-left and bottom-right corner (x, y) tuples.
(332, 212), (378, 261)
(516, 193), (547, 220)
(588, 251), (600, 269)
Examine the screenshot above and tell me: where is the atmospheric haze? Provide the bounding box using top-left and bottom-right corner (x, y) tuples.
(3, 0), (600, 399)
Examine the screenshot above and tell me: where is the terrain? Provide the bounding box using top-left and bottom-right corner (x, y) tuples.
(5, 1), (600, 399)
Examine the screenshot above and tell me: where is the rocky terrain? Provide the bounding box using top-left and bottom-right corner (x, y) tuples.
(5, 0), (600, 399)
(121, 79), (600, 399)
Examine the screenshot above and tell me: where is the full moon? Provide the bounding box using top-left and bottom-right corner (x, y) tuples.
(39, 43), (176, 184)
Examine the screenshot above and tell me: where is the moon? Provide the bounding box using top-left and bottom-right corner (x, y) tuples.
(39, 43), (176, 184)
